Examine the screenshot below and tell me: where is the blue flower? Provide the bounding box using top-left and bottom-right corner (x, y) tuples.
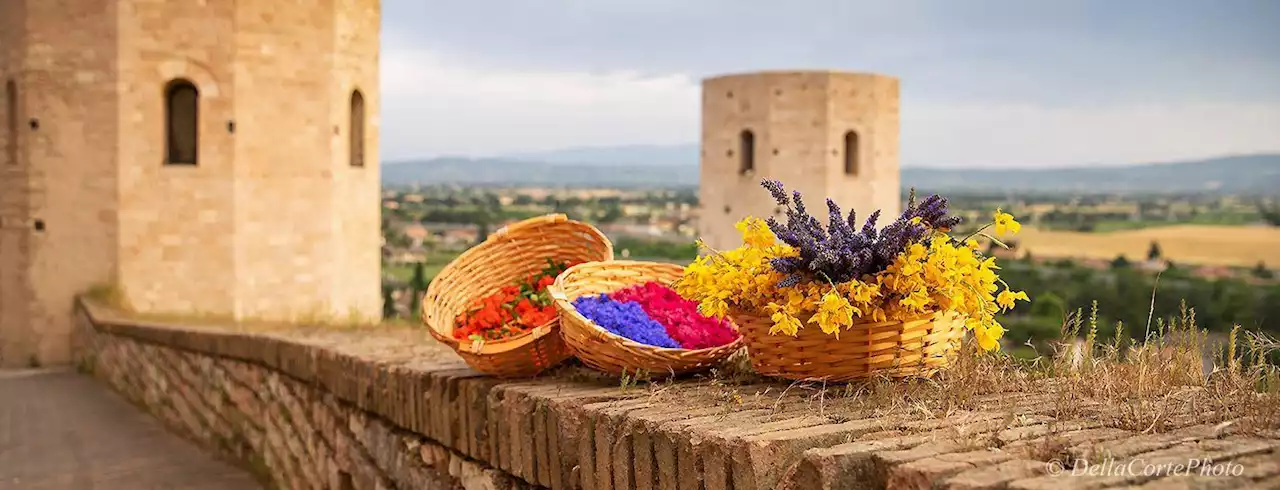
(572, 295), (680, 348)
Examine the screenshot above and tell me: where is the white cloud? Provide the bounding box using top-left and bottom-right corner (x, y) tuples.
(380, 48), (1280, 167)
(905, 101), (1280, 167)
(380, 49), (699, 160)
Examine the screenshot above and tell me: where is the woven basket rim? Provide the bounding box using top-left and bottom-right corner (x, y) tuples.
(551, 260), (744, 355)
(728, 306), (949, 331)
(422, 213), (610, 354)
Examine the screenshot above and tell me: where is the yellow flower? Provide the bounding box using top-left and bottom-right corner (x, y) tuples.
(993, 208), (1021, 236)
(699, 298), (729, 319)
(769, 308), (803, 336)
(974, 320), (1005, 351)
(848, 282), (878, 305)
(735, 217), (777, 248)
(810, 291), (856, 335)
(995, 289), (1030, 310)
(900, 288), (931, 311)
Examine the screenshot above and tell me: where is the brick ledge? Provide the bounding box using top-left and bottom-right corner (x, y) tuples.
(73, 298), (1280, 490)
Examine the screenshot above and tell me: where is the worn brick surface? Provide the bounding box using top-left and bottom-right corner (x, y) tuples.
(73, 300), (1280, 490)
(0, 369), (259, 489)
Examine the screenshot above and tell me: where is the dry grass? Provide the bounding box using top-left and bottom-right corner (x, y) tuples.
(1015, 224), (1280, 267)
(643, 298), (1280, 438)
(1037, 301), (1280, 434)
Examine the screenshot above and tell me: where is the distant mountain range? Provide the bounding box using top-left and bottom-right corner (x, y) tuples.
(382, 148), (1280, 195)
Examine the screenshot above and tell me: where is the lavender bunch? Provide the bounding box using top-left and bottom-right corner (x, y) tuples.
(761, 179), (962, 287)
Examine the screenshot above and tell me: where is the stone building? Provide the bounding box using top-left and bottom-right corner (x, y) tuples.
(0, 0), (383, 367)
(697, 71), (902, 251)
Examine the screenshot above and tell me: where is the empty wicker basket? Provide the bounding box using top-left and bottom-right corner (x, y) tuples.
(732, 308), (966, 382)
(550, 260), (743, 377)
(422, 214), (613, 377)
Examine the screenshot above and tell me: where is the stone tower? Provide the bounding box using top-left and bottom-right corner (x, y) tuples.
(0, 0), (383, 368)
(698, 71), (901, 251)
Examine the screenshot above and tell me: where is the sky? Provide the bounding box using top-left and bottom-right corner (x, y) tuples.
(379, 0), (1280, 168)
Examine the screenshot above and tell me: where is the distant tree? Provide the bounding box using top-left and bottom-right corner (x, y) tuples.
(1258, 201), (1280, 226)
(598, 203), (623, 223)
(513, 194), (534, 206)
(552, 199), (571, 214)
(1254, 261), (1274, 280)
(1110, 255), (1131, 270)
(1147, 240), (1163, 261)
(409, 292), (422, 321)
(382, 285), (396, 319)
(409, 262), (429, 293)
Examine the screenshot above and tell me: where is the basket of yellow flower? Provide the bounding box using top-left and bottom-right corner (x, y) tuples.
(676, 181), (1029, 382)
(422, 214), (614, 377)
(549, 260), (743, 377)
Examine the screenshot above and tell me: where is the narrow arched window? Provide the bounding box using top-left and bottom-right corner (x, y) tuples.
(738, 129), (754, 175)
(5, 79), (16, 166)
(843, 130), (859, 176)
(350, 89), (365, 167)
(164, 79), (199, 165)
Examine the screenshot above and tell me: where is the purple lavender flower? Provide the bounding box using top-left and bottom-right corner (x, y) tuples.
(762, 180), (790, 206)
(572, 295), (680, 348)
(757, 179), (962, 285)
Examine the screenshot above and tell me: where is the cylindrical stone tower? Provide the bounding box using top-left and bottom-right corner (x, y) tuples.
(698, 71), (901, 251)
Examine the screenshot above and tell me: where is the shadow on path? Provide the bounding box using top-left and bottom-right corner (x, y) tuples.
(0, 369), (260, 489)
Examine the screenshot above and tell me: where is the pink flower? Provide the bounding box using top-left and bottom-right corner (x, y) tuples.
(611, 282), (739, 349)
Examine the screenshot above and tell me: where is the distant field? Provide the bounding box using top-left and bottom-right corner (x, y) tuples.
(1014, 225), (1280, 267)
(383, 251), (458, 284)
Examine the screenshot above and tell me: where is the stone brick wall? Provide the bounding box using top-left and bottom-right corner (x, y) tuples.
(115, 0), (382, 322)
(698, 71), (902, 251)
(0, 0), (27, 367)
(0, 0), (382, 367)
(115, 0), (239, 317)
(73, 299), (1280, 490)
(0, 0), (121, 367)
(74, 303), (530, 490)
(328, 0), (384, 321)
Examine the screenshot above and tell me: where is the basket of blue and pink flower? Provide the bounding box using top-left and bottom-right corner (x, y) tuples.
(548, 260), (744, 377)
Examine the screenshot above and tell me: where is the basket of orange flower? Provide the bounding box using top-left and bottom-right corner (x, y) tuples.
(422, 214), (613, 377)
(677, 181), (1029, 382)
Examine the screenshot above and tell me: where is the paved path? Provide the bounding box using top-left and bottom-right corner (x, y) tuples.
(0, 369), (259, 490)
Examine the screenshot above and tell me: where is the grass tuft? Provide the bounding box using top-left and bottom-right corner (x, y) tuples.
(657, 298), (1279, 437)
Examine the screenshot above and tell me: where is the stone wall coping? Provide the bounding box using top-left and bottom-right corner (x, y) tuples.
(75, 298), (1280, 490)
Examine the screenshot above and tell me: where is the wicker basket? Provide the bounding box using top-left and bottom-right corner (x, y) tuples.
(550, 260), (744, 377)
(422, 214), (613, 377)
(732, 307), (965, 382)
